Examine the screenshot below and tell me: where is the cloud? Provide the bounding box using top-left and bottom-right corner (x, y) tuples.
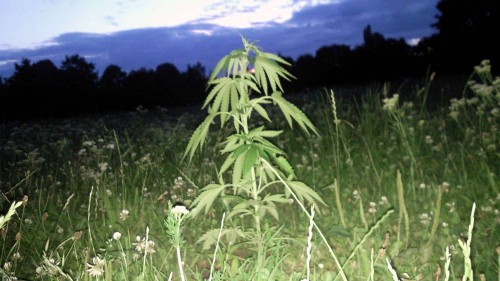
(0, 0), (438, 78)
(289, 0), (438, 40)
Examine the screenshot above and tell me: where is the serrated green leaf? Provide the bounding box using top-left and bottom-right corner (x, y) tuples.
(288, 180), (326, 207)
(272, 154), (295, 178)
(183, 113), (215, 161)
(263, 163), (276, 182)
(211, 82), (225, 113)
(197, 227), (245, 250)
(253, 102), (271, 122)
(263, 52), (292, 67)
(232, 152), (245, 186)
(242, 146), (258, 177)
(253, 130), (283, 138)
(262, 193), (289, 204)
(220, 85), (230, 126)
(271, 92), (319, 136)
(232, 143), (250, 158)
(260, 205), (279, 221)
(197, 228), (221, 250)
(220, 136), (238, 153)
(203, 79), (226, 109)
(219, 153), (236, 177)
(209, 54), (230, 81)
(189, 183), (226, 217)
(227, 201), (252, 220)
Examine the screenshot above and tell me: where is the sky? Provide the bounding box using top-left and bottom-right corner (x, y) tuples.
(0, 0), (439, 78)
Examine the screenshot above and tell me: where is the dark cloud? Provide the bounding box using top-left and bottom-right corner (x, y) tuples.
(0, 0), (439, 78)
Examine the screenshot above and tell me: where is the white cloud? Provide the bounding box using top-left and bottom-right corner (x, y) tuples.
(407, 38), (421, 46)
(0, 59), (16, 67)
(200, 0), (339, 28)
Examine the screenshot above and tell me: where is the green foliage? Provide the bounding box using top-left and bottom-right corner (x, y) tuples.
(0, 57), (499, 280)
(183, 37), (326, 279)
(185, 37), (323, 224)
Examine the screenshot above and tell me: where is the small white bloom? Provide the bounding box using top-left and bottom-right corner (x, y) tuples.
(36, 266), (45, 276)
(12, 252), (21, 260)
(382, 94), (399, 111)
(172, 205), (189, 216)
(145, 240), (156, 254)
(419, 213), (431, 225)
(379, 196), (389, 205)
(368, 202), (377, 214)
(119, 209), (129, 221)
(113, 232), (122, 241)
(87, 256), (105, 277)
(3, 262), (12, 272)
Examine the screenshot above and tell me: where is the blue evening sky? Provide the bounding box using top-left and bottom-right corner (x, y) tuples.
(0, 0), (439, 77)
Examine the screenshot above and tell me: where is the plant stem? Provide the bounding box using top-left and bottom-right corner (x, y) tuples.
(176, 245), (186, 281)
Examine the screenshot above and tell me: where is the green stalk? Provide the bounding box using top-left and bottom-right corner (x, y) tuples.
(396, 170), (410, 247)
(333, 179), (346, 228)
(330, 91), (347, 228)
(428, 184), (443, 245)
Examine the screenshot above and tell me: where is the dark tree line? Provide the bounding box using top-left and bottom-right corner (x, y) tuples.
(0, 0), (497, 121)
(288, 25), (431, 91)
(0, 55), (207, 120)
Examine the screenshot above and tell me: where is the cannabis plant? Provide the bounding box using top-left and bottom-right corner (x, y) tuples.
(184, 37), (326, 272)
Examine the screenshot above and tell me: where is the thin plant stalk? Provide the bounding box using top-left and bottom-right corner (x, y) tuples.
(358, 192), (369, 230)
(396, 170), (410, 247)
(305, 206), (315, 281)
(209, 212), (226, 281)
(333, 179), (346, 229)
(386, 258), (400, 281)
(459, 203), (476, 281)
(444, 246), (451, 281)
(428, 184), (443, 245)
(330, 90), (347, 228)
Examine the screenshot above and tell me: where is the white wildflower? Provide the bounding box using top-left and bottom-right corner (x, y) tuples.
(368, 202), (377, 214)
(87, 256), (105, 277)
(3, 261), (12, 272)
(119, 209), (129, 221)
(113, 232), (121, 241)
(172, 205), (189, 216)
(382, 94), (399, 111)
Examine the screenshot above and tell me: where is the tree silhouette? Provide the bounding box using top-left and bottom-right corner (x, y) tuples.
(182, 62), (206, 105)
(123, 67), (159, 108)
(315, 44), (352, 85)
(4, 59), (61, 119)
(0, 76), (5, 94)
(423, 0), (500, 72)
(155, 62), (182, 105)
(99, 64), (127, 110)
(59, 55), (99, 114)
(355, 25), (415, 80)
(292, 54), (318, 91)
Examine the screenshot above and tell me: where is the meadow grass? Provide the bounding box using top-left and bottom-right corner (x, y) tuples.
(0, 66), (499, 280)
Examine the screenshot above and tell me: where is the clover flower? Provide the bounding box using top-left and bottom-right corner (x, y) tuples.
(119, 209), (129, 221)
(368, 202), (377, 214)
(87, 256), (105, 277)
(112, 232), (121, 241)
(382, 94), (399, 112)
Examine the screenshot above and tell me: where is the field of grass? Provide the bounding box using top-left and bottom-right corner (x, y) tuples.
(0, 63), (499, 280)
